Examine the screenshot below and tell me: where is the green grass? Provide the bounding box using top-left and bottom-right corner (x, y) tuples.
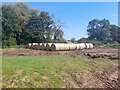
(2, 55), (118, 88)
(1, 45), (27, 50)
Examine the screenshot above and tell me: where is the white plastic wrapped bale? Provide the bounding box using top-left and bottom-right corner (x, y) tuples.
(30, 43), (34, 49)
(51, 43), (60, 51)
(32, 43), (38, 49)
(46, 43), (53, 51)
(79, 43), (86, 49)
(27, 43), (32, 49)
(63, 44), (70, 50)
(76, 44), (81, 50)
(89, 43), (94, 49)
(33, 43), (38, 50)
(69, 44), (77, 50)
(36, 43), (42, 50)
(85, 43), (90, 49)
(51, 43), (69, 51)
(41, 43), (47, 50)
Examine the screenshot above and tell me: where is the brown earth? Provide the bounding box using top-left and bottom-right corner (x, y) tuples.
(1, 46), (119, 60)
(61, 66), (119, 88)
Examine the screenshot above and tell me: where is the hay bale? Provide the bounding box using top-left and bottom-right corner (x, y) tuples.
(41, 43), (47, 50)
(76, 44), (80, 50)
(32, 43), (38, 50)
(85, 43), (90, 49)
(89, 43), (94, 49)
(51, 43), (69, 51)
(79, 43), (86, 49)
(27, 43), (32, 49)
(51, 43), (60, 51)
(34, 43), (39, 50)
(28, 43), (93, 51)
(64, 44), (70, 50)
(36, 43), (42, 50)
(30, 43), (34, 49)
(69, 44), (77, 50)
(46, 43), (53, 51)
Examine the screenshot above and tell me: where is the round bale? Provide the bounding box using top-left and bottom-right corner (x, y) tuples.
(36, 43), (42, 50)
(30, 43), (34, 49)
(76, 44), (81, 50)
(46, 43), (53, 51)
(79, 43), (86, 49)
(63, 44), (70, 50)
(32, 43), (38, 50)
(51, 43), (67, 51)
(89, 43), (94, 49)
(27, 43), (32, 49)
(69, 44), (77, 50)
(41, 43), (47, 50)
(34, 43), (39, 50)
(85, 43), (90, 49)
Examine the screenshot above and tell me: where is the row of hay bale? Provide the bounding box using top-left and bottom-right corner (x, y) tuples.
(27, 43), (93, 51)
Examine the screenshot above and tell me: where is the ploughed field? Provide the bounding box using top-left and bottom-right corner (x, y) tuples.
(1, 46), (119, 88)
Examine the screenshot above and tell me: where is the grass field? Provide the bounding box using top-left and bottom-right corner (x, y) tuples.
(2, 55), (118, 88)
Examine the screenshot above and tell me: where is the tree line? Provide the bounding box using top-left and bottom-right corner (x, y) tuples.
(1, 2), (119, 47)
(74, 19), (119, 45)
(87, 19), (119, 44)
(2, 2), (65, 47)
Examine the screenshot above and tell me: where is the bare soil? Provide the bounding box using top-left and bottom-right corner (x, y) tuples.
(1, 46), (119, 60)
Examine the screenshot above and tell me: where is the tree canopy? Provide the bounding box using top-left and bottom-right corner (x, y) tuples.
(87, 19), (119, 44)
(2, 2), (65, 46)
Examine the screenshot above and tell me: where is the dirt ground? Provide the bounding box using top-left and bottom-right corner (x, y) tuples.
(61, 65), (119, 88)
(1, 46), (119, 60)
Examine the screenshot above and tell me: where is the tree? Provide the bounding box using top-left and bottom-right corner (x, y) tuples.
(118, 27), (120, 43)
(53, 29), (64, 40)
(39, 11), (54, 42)
(53, 18), (64, 40)
(26, 11), (55, 43)
(87, 19), (119, 44)
(77, 38), (88, 43)
(2, 4), (19, 46)
(71, 37), (76, 43)
(98, 19), (111, 42)
(2, 3), (39, 46)
(2, 2), (65, 46)
(87, 19), (111, 42)
(109, 25), (118, 42)
(87, 19), (100, 40)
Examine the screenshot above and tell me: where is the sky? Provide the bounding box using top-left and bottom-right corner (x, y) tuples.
(2, 2), (118, 40)
(1, 0), (120, 2)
